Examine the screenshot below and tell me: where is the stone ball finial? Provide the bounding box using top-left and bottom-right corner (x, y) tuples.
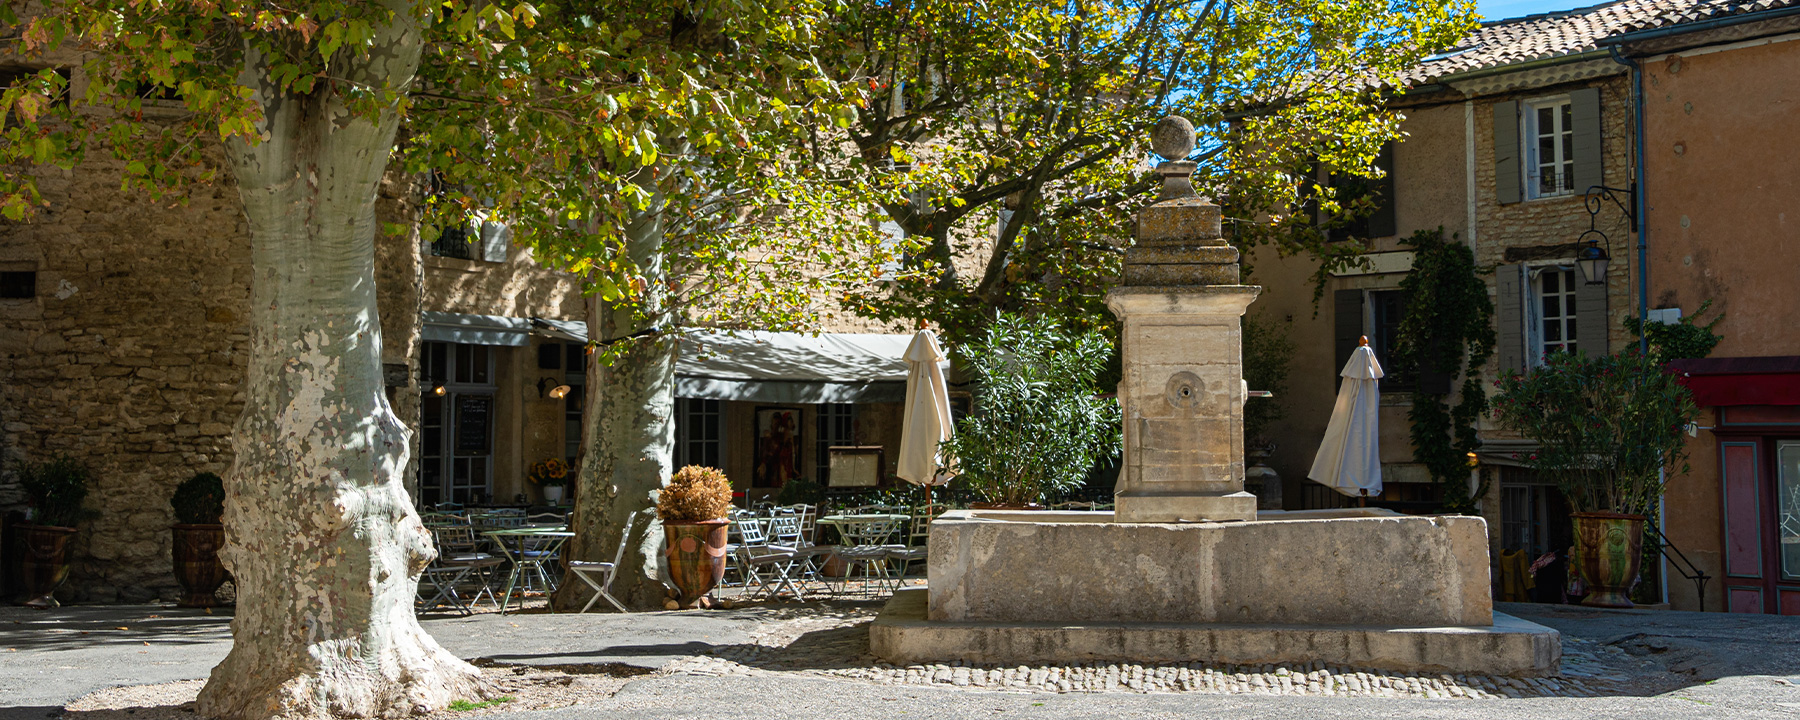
(1151, 116), (1195, 161)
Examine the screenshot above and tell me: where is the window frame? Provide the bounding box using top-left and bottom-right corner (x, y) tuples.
(1521, 95), (1575, 200)
(1523, 263), (1580, 366)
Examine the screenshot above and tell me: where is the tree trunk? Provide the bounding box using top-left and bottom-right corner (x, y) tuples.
(197, 8), (487, 718)
(559, 187), (677, 611)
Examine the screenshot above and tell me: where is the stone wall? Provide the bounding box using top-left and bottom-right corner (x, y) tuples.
(0, 145), (426, 602)
(0, 147), (252, 603)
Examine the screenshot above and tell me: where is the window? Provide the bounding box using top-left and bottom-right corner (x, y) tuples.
(1326, 143), (1396, 241)
(417, 341), (496, 506)
(564, 343), (586, 463)
(1528, 267), (1579, 364)
(816, 403), (856, 483)
(676, 398), (722, 469)
(0, 270), (34, 298)
(1365, 289), (1414, 391)
(1524, 98), (1574, 198)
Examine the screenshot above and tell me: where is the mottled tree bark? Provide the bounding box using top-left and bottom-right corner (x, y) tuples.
(196, 5), (488, 718)
(559, 184), (676, 612)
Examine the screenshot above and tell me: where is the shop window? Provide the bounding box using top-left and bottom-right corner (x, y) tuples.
(816, 403), (856, 484)
(676, 398), (722, 469)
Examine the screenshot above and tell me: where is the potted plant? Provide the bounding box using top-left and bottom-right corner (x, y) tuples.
(1493, 350), (1698, 608)
(528, 458), (571, 504)
(170, 471), (230, 607)
(942, 313), (1121, 509)
(17, 456), (92, 608)
(656, 465), (732, 607)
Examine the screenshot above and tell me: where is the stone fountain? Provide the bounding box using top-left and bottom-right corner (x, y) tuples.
(869, 118), (1560, 676)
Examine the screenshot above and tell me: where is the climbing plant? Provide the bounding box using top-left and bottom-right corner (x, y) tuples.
(1391, 228), (1494, 514)
(1625, 300), (1724, 364)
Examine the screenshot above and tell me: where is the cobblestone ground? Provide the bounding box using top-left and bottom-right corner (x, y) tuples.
(661, 602), (1682, 701)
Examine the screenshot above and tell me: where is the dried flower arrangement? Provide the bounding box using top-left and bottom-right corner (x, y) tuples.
(656, 465), (732, 524)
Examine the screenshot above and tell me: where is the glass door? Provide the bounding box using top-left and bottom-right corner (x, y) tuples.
(418, 341), (496, 506)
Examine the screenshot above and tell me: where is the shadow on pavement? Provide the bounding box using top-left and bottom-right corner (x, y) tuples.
(0, 606), (230, 651)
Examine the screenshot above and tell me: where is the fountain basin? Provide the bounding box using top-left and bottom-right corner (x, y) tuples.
(929, 508), (1492, 626)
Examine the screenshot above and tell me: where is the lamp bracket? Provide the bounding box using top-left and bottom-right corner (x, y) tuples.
(1582, 184), (1637, 234)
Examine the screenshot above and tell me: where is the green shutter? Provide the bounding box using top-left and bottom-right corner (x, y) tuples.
(1368, 143), (1396, 238)
(1334, 289), (1364, 384)
(1493, 101), (1520, 204)
(1570, 87), (1603, 197)
(1574, 268), (1608, 355)
(1495, 264), (1524, 373)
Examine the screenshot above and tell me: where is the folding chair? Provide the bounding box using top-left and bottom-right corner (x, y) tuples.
(885, 507), (937, 580)
(417, 563), (475, 615)
(567, 511), (643, 613)
(429, 525), (503, 609)
(737, 518), (806, 601)
(831, 517), (904, 597)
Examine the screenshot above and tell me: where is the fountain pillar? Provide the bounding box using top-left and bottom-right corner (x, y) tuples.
(1109, 117), (1260, 523)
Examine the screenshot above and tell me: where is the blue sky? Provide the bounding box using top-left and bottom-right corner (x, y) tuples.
(1475, 0), (1593, 21)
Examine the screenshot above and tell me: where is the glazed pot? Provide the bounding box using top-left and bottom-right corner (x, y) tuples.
(663, 519), (729, 608)
(542, 486), (565, 504)
(1571, 511), (1645, 608)
(19, 525), (76, 608)
(172, 523), (229, 607)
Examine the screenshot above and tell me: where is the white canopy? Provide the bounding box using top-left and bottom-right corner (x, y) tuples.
(1308, 343), (1384, 498)
(897, 329), (955, 486)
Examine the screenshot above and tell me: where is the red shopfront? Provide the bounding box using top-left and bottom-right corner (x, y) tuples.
(1676, 357), (1800, 615)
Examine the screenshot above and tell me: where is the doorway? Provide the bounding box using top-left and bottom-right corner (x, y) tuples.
(418, 342), (497, 506)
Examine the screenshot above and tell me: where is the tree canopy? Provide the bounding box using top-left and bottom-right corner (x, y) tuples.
(805, 0), (1475, 341)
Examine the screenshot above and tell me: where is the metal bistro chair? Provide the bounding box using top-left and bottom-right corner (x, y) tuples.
(831, 516), (904, 597)
(885, 506), (941, 580)
(566, 511), (643, 613)
(737, 517), (807, 601)
(418, 525), (504, 614)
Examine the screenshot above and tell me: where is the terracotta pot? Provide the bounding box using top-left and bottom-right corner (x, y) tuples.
(969, 502), (1047, 510)
(19, 525), (76, 608)
(1572, 511), (1645, 608)
(172, 523), (229, 607)
(663, 520), (729, 608)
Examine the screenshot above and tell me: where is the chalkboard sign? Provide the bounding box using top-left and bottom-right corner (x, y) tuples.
(455, 394), (492, 455)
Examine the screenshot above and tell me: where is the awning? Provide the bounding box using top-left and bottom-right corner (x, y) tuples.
(422, 311), (532, 346)
(520, 317), (925, 404)
(1669, 356), (1800, 407)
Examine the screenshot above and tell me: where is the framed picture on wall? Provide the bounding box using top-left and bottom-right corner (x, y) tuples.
(754, 406), (803, 488)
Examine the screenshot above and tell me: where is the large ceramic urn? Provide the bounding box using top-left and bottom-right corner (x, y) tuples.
(172, 523), (230, 607)
(663, 520), (729, 608)
(1572, 511), (1645, 608)
(19, 525), (76, 608)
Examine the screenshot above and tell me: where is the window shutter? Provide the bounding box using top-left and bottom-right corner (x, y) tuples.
(1368, 143), (1397, 238)
(1495, 264), (1524, 373)
(1569, 87), (1603, 197)
(1492, 101), (1520, 205)
(1334, 289), (1364, 383)
(477, 220), (510, 263)
(1574, 271), (1608, 354)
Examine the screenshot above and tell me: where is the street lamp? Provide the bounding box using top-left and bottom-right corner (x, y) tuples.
(1577, 184), (1636, 285)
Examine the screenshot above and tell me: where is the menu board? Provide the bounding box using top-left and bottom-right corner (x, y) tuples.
(455, 394), (492, 455)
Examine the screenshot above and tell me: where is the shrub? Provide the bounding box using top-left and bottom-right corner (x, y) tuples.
(171, 471), (226, 525)
(657, 466), (733, 523)
(774, 476), (826, 507)
(19, 455), (92, 528)
(943, 313), (1121, 506)
(1492, 350), (1698, 516)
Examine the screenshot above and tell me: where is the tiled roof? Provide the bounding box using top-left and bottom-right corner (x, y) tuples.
(1402, 0), (1799, 84)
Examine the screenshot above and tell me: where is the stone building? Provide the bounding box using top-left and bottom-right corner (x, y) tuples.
(1249, 0), (1795, 605)
(0, 116), (925, 602)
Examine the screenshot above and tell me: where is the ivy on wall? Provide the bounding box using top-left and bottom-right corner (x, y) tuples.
(1392, 228), (1495, 514)
(1625, 300), (1724, 363)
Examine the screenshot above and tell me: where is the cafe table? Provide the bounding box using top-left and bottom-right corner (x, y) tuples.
(482, 526), (573, 614)
(815, 514), (910, 595)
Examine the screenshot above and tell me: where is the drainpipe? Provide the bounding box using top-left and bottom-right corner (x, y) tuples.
(1609, 45), (1650, 353)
